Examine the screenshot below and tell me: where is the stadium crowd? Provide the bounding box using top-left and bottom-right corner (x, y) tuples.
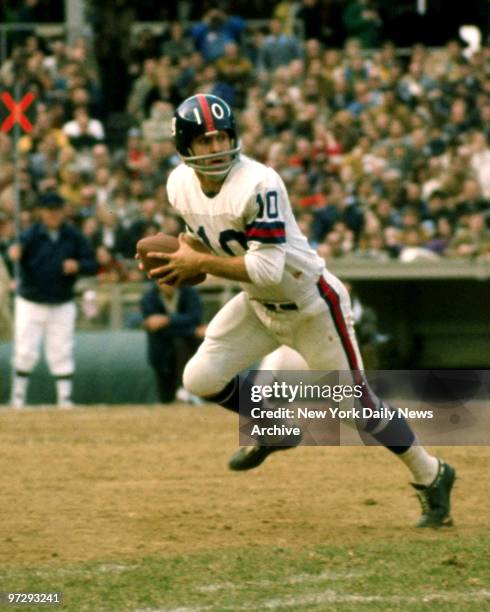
(1, 5), (490, 290)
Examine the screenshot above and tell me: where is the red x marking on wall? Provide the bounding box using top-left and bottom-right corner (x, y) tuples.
(1, 91), (35, 133)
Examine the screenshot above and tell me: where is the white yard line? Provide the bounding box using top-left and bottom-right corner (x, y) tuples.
(195, 569), (366, 593)
(256, 589), (490, 609)
(136, 608), (213, 612)
(139, 588), (490, 612)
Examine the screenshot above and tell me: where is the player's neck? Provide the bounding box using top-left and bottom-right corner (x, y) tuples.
(196, 172), (226, 198)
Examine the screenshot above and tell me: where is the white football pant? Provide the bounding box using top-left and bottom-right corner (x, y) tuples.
(13, 295), (76, 376)
(183, 271), (363, 397)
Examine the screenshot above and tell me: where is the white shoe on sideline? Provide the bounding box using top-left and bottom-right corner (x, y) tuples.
(58, 401), (74, 410)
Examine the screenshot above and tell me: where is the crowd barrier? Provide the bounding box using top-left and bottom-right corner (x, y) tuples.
(72, 259), (490, 369)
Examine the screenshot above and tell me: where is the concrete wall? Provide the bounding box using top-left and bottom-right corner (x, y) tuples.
(0, 330), (159, 405)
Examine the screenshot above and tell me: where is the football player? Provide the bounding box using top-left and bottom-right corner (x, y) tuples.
(147, 94), (455, 528)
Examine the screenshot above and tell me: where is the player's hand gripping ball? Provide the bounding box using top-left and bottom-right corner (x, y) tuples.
(136, 233), (207, 286)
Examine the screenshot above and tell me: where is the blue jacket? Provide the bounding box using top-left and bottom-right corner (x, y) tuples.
(191, 16), (245, 61)
(18, 222), (97, 304)
(140, 284), (202, 368)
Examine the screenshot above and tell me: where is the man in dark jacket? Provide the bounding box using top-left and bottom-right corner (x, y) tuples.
(8, 192), (97, 408)
(140, 282), (203, 403)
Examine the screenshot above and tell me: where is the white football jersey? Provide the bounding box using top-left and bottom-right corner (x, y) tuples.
(166, 155), (325, 306)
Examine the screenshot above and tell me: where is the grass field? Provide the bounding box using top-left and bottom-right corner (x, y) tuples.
(1, 405), (489, 611)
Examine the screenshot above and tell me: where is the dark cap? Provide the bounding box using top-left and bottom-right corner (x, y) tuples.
(38, 192), (65, 209)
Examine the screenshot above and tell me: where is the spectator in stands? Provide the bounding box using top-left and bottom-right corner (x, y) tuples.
(18, 103), (70, 156)
(258, 18), (303, 72)
(447, 229), (480, 258)
(141, 282), (203, 404)
(469, 132), (490, 198)
(128, 28), (160, 75)
(161, 22), (194, 65)
(422, 190), (451, 227)
(63, 107), (105, 148)
(454, 178), (488, 219)
(443, 98), (474, 144)
(215, 42), (253, 109)
(0, 21), (489, 271)
(142, 66), (180, 118)
(127, 58), (158, 122)
(28, 133), (60, 182)
(93, 244), (128, 284)
(90, 206), (128, 262)
(397, 59), (438, 106)
(342, 0), (382, 48)
(149, 138), (179, 178)
(273, 0), (299, 36)
(172, 52), (204, 102)
(7, 192), (97, 408)
(191, 8), (245, 62)
(125, 127), (146, 172)
(58, 163), (84, 210)
(399, 226), (439, 262)
(478, 100), (490, 140)
(142, 101), (175, 142)
(296, 0), (328, 41)
(193, 62), (236, 107)
(311, 179), (364, 243)
(425, 215), (454, 255)
(469, 209), (490, 243)
(43, 38), (68, 78)
(127, 196), (163, 242)
(357, 228), (391, 260)
(93, 166), (112, 207)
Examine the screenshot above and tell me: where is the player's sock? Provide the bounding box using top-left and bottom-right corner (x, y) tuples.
(362, 402), (416, 452)
(55, 375), (73, 408)
(205, 376), (240, 413)
(398, 444), (440, 485)
(361, 402), (439, 485)
(11, 371), (29, 408)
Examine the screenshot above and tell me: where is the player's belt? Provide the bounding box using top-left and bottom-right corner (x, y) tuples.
(262, 302), (298, 312)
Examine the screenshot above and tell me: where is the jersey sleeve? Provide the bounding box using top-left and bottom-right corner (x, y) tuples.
(243, 168), (287, 286)
(243, 167), (287, 246)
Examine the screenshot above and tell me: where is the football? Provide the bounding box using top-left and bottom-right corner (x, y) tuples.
(136, 233), (207, 286)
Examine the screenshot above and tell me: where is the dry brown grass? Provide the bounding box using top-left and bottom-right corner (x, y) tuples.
(1, 405), (488, 568)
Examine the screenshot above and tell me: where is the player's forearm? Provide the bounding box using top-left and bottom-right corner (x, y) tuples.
(195, 253), (251, 283)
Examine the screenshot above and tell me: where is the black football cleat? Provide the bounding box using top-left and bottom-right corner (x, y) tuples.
(228, 431), (302, 471)
(412, 460), (456, 528)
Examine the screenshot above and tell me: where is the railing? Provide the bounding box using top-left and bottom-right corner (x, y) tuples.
(2, 258), (488, 366)
(327, 258), (490, 281)
(71, 258), (490, 331)
(75, 276), (238, 331)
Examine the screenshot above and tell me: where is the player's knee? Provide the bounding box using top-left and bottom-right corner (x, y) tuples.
(14, 349), (38, 373)
(183, 357), (224, 398)
(45, 352), (74, 377)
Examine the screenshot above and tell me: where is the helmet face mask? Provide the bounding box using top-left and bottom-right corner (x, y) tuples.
(172, 94), (240, 178)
